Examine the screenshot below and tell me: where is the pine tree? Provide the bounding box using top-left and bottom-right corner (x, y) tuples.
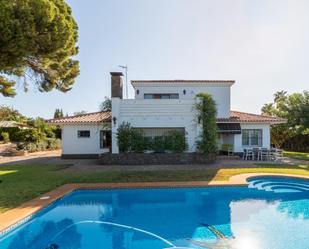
(54, 108), (64, 118)
(0, 0), (79, 97)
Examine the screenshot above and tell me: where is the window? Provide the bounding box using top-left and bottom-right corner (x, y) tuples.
(134, 127), (185, 140)
(242, 129), (262, 147)
(78, 130), (90, 138)
(144, 94), (153, 99)
(143, 94), (179, 99)
(100, 130), (111, 148)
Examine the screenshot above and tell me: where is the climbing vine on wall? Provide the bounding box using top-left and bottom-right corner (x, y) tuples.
(195, 93), (218, 155)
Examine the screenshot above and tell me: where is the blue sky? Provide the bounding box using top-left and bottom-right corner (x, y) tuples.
(1, 0), (309, 118)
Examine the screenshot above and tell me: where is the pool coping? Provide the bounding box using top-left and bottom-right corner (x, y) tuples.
(1, 172), (309, 236)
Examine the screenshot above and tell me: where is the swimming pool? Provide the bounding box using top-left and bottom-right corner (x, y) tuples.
(0, 176), (309, 249)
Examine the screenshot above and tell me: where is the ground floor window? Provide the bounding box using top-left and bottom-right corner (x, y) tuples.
(134, 127), (185, 139)
(78, 130), (90, 138)
(100, 130), (111, 149)
(242, 129), (263, 147)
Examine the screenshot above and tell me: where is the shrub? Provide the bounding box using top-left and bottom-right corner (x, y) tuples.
(117, 122), (188, 153)
(47, 138), (62, 150)
(131, 132), (146, 153)
(195, 93), (218, 155)
(18, 138), (61, 152)
(117, 122), (133, 153)
(165, 130), (188, 153)
(1, 132), (10, 143)
(152, 136), (165, 153)
(15, 129), (46, 142)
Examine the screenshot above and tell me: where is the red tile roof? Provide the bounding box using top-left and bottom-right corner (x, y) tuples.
(47, 110), (286, 125)
(47, 112), (111, 124)
(217, 111), (287, 124)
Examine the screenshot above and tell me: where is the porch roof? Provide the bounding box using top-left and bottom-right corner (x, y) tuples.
(0, 121), (28, 129)
(217, 123), (241, 134)
(217, 111), (287, 124)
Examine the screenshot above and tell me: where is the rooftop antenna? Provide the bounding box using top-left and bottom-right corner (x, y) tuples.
(119, 65), (128, 99)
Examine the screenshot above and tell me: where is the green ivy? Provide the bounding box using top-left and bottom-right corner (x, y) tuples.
(195, 93), (218, 155)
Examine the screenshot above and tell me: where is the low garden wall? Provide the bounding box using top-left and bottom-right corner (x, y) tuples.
(98, 153), (216, 165)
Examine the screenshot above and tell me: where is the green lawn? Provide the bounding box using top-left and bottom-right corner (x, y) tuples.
(0, 164), (308, 214)
(284, 151), (309, 161)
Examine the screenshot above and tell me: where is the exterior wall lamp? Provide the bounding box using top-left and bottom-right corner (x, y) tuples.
(183, 89), (186, 95)
(113, 117), (117, 125)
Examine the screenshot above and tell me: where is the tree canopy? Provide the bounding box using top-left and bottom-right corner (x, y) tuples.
(0, 0), (79, 97)
(99, 97), (112, 112)
(73, 111), (87, 116)
(0, 105), (26, 122)
(53, 108), (64, 118)
(262, 90), (309, 147)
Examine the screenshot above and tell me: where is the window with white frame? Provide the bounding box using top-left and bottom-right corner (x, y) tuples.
(77, 130), (90, 138)
(242, 129), (262, 147)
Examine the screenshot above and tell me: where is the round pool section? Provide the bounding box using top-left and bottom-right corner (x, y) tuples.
(248, 176), (309, 193)
(1, 176), (309, 249)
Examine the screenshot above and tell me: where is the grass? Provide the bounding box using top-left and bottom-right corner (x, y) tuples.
(0, 164), (308, 213)
(284, 151), (309, 161)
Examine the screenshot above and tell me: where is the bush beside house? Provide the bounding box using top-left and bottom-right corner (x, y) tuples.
(0, 106), (61, 153)
(117, 122), (188, 153)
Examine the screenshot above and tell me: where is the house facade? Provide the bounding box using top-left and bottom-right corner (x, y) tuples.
(49, 72), (285, 158)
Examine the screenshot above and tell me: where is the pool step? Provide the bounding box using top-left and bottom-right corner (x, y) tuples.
(248, 178), (309, 193)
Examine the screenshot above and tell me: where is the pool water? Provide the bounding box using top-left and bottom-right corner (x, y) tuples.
(1, 177), (309, 249)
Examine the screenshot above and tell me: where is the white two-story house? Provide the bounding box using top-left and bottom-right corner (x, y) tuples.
(49, 72), (285, 158)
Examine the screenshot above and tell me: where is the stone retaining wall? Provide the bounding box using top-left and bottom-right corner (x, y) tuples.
(98, 153), (215, 165)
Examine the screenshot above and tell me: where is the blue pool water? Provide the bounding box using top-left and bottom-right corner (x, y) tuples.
(1, 177), (309, 249)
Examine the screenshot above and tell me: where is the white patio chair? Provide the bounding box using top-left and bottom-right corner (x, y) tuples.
(252, 147), (260, 161)
(260, 148), (269, 161)
(268, 148), (277, 161)
(274, 149), (284, 162)
(244, 149), (254, 160)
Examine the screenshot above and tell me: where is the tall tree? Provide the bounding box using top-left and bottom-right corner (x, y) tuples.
(262, 90), (309, 147)
(54, 108), (64, 118)
(0, 0), (79, 97)
(0, 105), (26, 122)
(99, 97), (112, 112)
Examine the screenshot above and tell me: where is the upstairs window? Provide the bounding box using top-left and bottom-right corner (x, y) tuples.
(242, 129), (262, 147)
(144, 94), (179, 99)
(78, 130), (90, 138)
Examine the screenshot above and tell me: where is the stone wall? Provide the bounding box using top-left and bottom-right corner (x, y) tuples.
(62, 154), (100, 159)
(98, 153), (215, 165)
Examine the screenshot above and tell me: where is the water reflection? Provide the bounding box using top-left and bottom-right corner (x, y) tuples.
(5, 218), (81, 249)
(1, 182), (309, 249)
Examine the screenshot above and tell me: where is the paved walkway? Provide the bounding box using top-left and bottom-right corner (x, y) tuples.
(0, 150), (290, 171)
(1, 150), (307, 172)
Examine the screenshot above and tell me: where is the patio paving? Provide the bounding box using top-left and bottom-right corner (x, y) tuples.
(0, 150), (281, 172)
